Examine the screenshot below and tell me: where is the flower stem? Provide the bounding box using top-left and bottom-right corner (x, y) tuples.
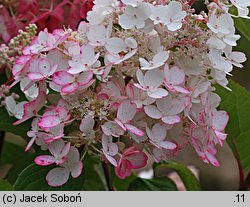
(102, 162), (113, 191)
(80, 145), (88, 160)
(232, 138), (245, 190)
(244, 171), (250, 190)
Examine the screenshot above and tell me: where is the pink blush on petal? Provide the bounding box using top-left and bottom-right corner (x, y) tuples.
(34, 155), (55, 166)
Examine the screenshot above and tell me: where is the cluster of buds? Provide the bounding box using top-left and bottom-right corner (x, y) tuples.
(4, 0), (248, 186)
(0, 24), (37, 71)
(0, 84), (11, 103)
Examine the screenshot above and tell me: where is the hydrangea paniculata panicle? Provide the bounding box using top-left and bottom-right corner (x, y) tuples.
(5, 0), (247, 186)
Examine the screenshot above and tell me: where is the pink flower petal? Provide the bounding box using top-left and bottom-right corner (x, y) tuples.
(117, 100), (137, 123)
(38, 115), (61, 129)
(28, 72), (45, 81)
(144, 105), (162, 119)
(114, 118), (127, 131)
(53, 71), (74, 86)
(159, 141), (177, 150)
(46, 167), (70, 187)
(125, 123), (144, 136)
(25, 136), (36, 152)
(77, 72), (93, 86)
(71, 161), (83, 178)
(205, 152), (220, 167)
(34, 155), (55, 166)
(212, 110), (229, 131)
(61, 82), (79, 93)
(125, 151), (148, 169)
(115, 159), (131, 179)
(162, 115), (181, 125)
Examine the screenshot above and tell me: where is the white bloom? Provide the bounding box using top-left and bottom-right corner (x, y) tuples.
(223, 32), (241, 47)
(144, 95), (188, 125)
(176, 55), (203, 76)
(94, 0), (118, 8)
(126, 83), (155, 108)
(101, 121), (125, 137)
(20, 78), (39, 101)
(146, 123), (177, 150)
(164, 65), (189, 94)
(224, 46), (247, 68)
(68, 44), (100, 74)
(230, 0), (250, 19)
(106, 37), (138, 64)
(115, 100), (145, 136)
(80, 116), (95, 142)
(208, 49), (233, 73)
(5, 96), (27, 119)
(139, 51), (169, 70)
(207, 13), (234, 35)
(87, 25), (109, 46)
(210, 70), (230, 90)
(134, 69), (168, 99)
(207, 13), (240, 47)
(46, 147), (83, 187)
(148, 35), (163, 53)
(118, 2), (151, 29)
(87, 0), (119, 24)
(121, 0), (143, 7)
(106, 49), (137, 64)
(87, 10), (106, 25)
(102, 134), (118, 166)
(106, 37), (127, 54)
(187, 78), (211, 102)
(207, 36), (227, 50)
(150, 1), (186, 31)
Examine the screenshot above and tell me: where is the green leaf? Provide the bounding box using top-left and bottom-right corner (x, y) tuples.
(234, 17), (250, 42)
(14, 163), (85, 191)
(129, 177), (177, 191)
(216, 80), (250, 171)
(0, 107), (30, 137)
(5, 68), (11, 79)
(82, 155), (106, 191)
(113, 174), (136, 191)
(0, 179), (13, 191)
(0, 162), (12, 178)
(154, 161), (200, 191)
(0, 72), (7, 85)
(1, 141), (34, 184)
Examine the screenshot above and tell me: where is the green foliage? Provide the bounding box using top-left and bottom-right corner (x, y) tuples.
(113, 173), (137, 191)
(82, 155), (106, 191)
(14, 163), (85, 191)
(0, 107), (30, 138)
(216, 80), (250, 171)
(1, 141), (34, 184)
(234, 17), (250, 42)
(0, 74), (7, 85)
(154, 161), (200, 191)
(0, 179), (13, 191)
(128, 177), (177, 191)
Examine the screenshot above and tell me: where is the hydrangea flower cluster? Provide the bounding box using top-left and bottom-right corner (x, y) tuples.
(0, 1), (94, 86)
(3, 0), (248, 186)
